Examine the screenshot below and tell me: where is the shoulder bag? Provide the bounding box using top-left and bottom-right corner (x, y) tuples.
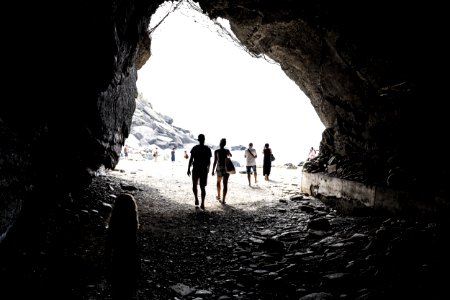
(225, 156), (236, 174)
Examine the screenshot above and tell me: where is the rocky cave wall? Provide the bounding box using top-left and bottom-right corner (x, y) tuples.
(1, 0), (448, 238)
(198, 0), (446, 187)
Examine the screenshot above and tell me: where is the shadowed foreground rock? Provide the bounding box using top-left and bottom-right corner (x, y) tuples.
(1, 167), (448, 299)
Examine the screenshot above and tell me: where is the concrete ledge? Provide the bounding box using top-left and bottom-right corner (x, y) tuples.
(301, 171), (449, 219)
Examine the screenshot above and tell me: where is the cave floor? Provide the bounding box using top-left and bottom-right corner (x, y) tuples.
(1, 160), (449, 299)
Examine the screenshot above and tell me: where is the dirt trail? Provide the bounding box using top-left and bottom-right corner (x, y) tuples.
(4, 158), (447, 300)
(112, 159), (304, 212)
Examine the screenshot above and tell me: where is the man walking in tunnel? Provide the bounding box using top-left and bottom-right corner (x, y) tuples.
(187, 134), (212, 209)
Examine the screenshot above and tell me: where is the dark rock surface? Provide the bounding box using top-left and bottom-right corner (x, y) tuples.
(1, 168), (448, 299)
(2, 0), (449, 243)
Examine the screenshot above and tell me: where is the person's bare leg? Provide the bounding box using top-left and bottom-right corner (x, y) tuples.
(254, 171), (257, 184)
(216, 177), (222, 200)
(200, 186), (206, 209)
(192, 184), (199, 206)
(247, 173), (251, 186)
(192, 177), (199, 206)
(223, 176), (229, 204)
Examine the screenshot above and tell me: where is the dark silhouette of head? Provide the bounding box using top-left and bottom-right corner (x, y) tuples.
(220, 138), (226, 148)
(265, 143), (269, 148)
(198, 134), (205, 145)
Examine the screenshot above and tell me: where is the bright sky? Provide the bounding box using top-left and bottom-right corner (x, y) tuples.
(136, 1), (325, 164)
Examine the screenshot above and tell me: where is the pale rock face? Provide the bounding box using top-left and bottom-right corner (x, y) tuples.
(128, 95), (197, 152)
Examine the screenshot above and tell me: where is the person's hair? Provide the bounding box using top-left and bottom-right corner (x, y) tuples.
(220, 138), (226, 148)
(249, 143), (253, 147)
(265, 143), (269, 148)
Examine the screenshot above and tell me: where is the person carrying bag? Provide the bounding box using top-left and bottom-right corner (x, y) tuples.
(263, 143), (273, 181)
(211, 138), (233, 204)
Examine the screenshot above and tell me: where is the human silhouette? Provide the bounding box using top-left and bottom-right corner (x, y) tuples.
(262, 143), (272, 181)
(153, 148), (159, 162)
(105, 193), (140, 300)
(245, 142), (258, 186)
(187, 134), (212, 209)
(171, 146), (176, 162)
(212, 138), (232, 204)
(123, 144), (129, 159)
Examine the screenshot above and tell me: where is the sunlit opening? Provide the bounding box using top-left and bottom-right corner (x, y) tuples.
(136, 1), (325, 165)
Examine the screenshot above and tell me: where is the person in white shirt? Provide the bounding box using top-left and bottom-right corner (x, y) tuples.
(307, 147), (317, 161)
(244, 142), (258, 186)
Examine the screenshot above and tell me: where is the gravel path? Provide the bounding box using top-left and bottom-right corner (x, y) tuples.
(2, 158), (449, 300)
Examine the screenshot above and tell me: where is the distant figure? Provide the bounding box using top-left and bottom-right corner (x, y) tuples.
(153, 148), (159, 162)
(307, 147), (317, 161)
(187, 134), (212, 210)
(245, 142), (258, 186)
(123, 144), (129, 159)
(262, 143), (272, 181)
(171, 147), (176, 162)
(105, 193), (140, 300)
(212, 138), (232, 204)
(184, 150), (189, 159)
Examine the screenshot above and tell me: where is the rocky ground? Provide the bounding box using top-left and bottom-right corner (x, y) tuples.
(1, 159), (449, 300)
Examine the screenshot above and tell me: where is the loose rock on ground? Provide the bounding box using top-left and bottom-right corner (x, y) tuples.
(1, 159), (449, 299)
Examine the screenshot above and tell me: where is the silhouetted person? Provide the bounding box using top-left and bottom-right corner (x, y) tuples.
(171, 146), (176, 162)
(262, 143), (272, 181)
(187, 134), (212, 209)
(245, 142), (258, 186)
(105, 193), (140, 300)
(212, 138), (232, 204)
(123, 144), (129, 159)
(153, 148), (159, 161)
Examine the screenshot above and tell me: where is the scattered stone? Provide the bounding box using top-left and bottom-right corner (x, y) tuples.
(170, 283), (194, 296)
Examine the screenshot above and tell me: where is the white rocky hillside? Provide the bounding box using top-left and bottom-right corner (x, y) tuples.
(123, 94), (248, 166)
(123, 94), (197, 157)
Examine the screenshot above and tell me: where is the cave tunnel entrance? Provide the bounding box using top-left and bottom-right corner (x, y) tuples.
(131, 0), (325, 166)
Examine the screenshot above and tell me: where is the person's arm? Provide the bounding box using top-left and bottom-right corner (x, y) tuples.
(207, 151), (212, 173)
(212, 151), (218, 175)
(227, 149), (232, 157)
(187, 152), (193, 176)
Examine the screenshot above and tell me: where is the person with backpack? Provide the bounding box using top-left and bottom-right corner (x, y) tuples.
(262, 143), (273, 181)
